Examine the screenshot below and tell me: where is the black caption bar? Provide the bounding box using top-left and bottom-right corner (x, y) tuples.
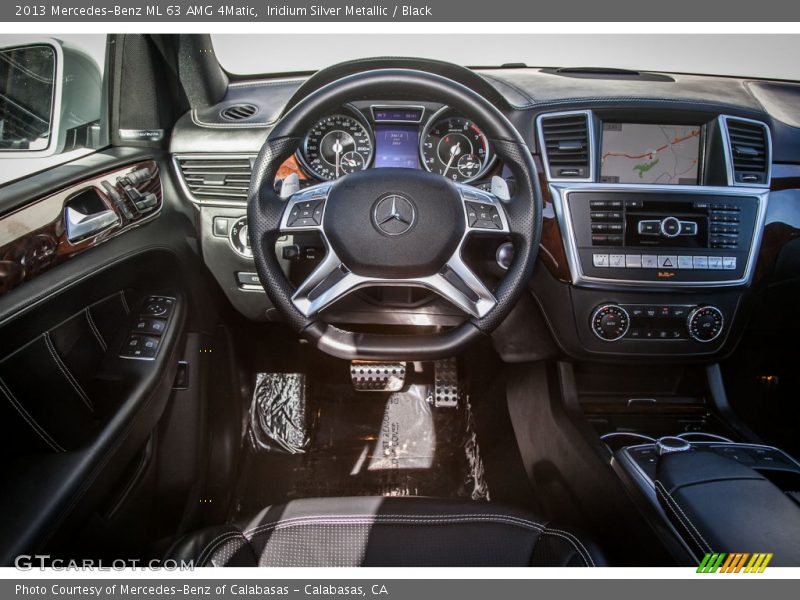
(4, 579), (797, 600)
(4, 0), (800, 21)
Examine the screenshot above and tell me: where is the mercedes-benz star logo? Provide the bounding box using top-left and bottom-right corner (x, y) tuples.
(373, 194), (416, 236)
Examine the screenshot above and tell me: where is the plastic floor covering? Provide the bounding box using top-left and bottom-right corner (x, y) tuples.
(233, 373), (489, 518)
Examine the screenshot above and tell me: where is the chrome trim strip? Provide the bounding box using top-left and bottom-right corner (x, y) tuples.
(550, 182), (770, 290)
(719, 115), (773, 188)
(535, 109), (596, 183)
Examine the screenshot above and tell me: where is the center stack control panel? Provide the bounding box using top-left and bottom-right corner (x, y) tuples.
(565, 191), (762, 284)
(591, 303), (724, 342)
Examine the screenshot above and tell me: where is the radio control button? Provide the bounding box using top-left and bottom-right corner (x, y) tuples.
(626, 199), (643, 209)
(723, 257), (737, 270)
(692, 256), (709, 269)
(677, 256), (694, 269)
(625, 254), (642, 268)
(592, 234), (608, 245)
(708, 256), (724, 269)
(590, 200), (608, 209)
(660, 217), (681, 238)
(642, 255), (657, 268)
(592, 254), (610, 267)
(657, 255), (678, 268)
(679, 221), (698, 235)
(638, 220), (660, 235)
(609, 254), (625, 267)
(607, 235), (623, 245)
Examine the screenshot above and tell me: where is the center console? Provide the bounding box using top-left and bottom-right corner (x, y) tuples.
(614, 438), (800, 566)
(536, 109), (772, 358)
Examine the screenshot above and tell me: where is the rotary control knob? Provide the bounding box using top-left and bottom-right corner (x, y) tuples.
(228, 217), (252, 258)
(687, 306), (724, 342)
(655, 436), (692, 456)
(660, 216), (681, 238)
(591, 304), (630, 341)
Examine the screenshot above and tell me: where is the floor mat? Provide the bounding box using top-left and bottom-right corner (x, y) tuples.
(233, 373), (489, 519)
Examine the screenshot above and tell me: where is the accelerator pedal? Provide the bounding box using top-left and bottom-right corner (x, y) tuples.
(350, 361), (407, 392)
(434, 357), (461, 408)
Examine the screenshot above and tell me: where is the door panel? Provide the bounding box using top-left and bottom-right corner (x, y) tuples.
(0, 149), (205, 565)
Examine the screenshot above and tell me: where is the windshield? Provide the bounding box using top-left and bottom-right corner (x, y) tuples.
(212, 34), (799, 81)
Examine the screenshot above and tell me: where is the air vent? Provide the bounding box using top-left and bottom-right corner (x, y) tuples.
(220, 104), (258, 121)
(539, 112), (591, 179)
(177, 156), (253, 201)
(724, 117), (770, 185)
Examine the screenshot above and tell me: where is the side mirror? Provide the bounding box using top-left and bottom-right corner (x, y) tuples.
(0, 39), (102, 158)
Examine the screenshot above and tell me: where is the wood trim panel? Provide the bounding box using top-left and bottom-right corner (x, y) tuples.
(534, 155), (571, 283)
(0, 161), (162, 295)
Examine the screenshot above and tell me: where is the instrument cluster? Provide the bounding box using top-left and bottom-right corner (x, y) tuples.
(296, 103), (496, 184)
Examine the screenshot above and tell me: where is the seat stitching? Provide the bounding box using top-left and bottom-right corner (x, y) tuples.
(44, 332), (94, 412)
(655, 481), (712, 554)
(538, 531), (590, 567)
(85, 307), (107, 352)
(197, 514), (594, 568)
(538, 526), (595, 567)
(0, 376), (65, 452)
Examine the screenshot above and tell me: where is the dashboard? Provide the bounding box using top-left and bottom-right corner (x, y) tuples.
(295, 103), (497, 185)
(169, 60), (800, 363)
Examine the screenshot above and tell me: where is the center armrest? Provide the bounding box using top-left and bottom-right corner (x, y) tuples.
(656, 451), (800, 566)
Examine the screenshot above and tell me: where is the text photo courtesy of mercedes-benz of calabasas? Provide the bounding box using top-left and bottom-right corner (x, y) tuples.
(0, 33), (799, 568)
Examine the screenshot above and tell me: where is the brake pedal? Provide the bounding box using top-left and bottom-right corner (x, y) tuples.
(350, 361), (406, 392)
(434, 358), (460, 408)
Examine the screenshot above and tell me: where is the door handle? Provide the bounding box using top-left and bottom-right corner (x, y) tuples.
(65, 206), (120, 242)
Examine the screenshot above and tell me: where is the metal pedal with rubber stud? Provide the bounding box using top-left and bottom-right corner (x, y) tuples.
(434, 357), (460, 408)
(350, 361), (407, 392)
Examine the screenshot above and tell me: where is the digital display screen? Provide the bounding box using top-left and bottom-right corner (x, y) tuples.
(374, 125), (420, 169)
(601, 123), (702, 185)
(373, 108), (423, 122)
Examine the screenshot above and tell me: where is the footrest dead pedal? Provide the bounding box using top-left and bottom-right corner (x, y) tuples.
(434, 358), (460, 408)
(350, 361), (406, 392)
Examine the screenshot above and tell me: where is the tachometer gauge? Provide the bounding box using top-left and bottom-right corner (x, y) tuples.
(420, 110), (492, 183)
(301, 113), (373, 180)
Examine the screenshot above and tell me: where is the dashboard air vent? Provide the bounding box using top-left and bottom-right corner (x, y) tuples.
(220, 104), (258, 121)
(540, 112), (591, 179)
(725, 117), (770, 185)
(177, 156), (253, 201)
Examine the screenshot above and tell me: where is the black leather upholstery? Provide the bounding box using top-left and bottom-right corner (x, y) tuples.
(169, 497), (603, 567)
(656, 451), (800, 566)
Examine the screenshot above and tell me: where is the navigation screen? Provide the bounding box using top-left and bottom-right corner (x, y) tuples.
(374, 125), (419, 169)
(600, 123), (701, 185)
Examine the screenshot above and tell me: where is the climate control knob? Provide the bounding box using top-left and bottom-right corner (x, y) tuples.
(591, 304), (630, 341)
(687, 306), (724, 342)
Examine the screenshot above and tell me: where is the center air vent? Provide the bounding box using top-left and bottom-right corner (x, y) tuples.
(220, 104), (258, 121)
(177, 156), (254, 202)
(723, 117), (770, 186)
(538, 111), (592, 180)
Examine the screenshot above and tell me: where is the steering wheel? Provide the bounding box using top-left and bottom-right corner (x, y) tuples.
(247, 69), (542, 361)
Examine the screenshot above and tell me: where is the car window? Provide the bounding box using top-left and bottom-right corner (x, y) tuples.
(0, 35), (108, 186)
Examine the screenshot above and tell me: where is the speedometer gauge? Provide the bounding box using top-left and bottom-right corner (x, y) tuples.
(301, 114), (373, 181)
(420, 109), (492, 183)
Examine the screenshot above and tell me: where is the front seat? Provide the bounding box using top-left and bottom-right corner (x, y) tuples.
(168, 497), (604, 567)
